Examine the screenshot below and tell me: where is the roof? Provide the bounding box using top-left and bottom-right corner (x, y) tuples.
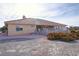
(5, 18), (67, 26)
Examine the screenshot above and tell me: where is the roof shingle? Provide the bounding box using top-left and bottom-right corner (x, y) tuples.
(5, 18), (67, 26)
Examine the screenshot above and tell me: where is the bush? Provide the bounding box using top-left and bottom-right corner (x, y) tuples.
(70, 30), (79, 39)
(0, 26), (7, 33)
(75, 31), (79, 39)
(47, 32), (76, 42)
(61, 33), (76, 42)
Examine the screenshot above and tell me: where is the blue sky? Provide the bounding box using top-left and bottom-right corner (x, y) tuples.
(41, 3), (79, 26)
(0, 3), (79, 27)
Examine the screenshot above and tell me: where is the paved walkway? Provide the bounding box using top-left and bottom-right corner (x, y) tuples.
(0, 34), (79, 56)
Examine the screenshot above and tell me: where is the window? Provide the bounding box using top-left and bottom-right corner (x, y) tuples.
(16, 27), (23, 31)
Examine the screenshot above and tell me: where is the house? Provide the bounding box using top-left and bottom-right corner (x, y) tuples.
(5, 16), (68, 36)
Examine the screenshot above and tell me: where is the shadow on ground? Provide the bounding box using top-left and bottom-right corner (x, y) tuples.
(0, 38), (36, 43)
(48, 39), (78, 44)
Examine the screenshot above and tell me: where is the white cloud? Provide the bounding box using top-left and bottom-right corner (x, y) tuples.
(48, 16), (79, 26)
(0, 3), (79, 27)
(0, 3), (46, 27)
(0, 3), (45, 19)
(0, 0), (78, 3)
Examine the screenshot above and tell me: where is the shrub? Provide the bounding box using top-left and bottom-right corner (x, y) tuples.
(0, 26), (7, 33)
(70, 30), (79, 39)
(47, 32), (75, 42)
(75, 31), (79, 39)
(47, 33), (55, 40)
(70, 30), (76, 33)
(61, 33), (76, 42)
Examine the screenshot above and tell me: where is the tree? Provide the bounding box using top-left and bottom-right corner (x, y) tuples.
(0, 26), (7, 33)
(69, 26), (79, 30)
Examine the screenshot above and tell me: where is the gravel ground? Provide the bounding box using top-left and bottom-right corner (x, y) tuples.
(0, 34), (79, 56)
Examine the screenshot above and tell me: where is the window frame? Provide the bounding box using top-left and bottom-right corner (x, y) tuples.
(16, 26), (23, 32)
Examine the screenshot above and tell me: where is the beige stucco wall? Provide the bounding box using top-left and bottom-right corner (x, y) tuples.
(7, 24), (36, 36)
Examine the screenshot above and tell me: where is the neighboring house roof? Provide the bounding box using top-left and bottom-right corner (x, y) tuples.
(5, 18), (67, 26)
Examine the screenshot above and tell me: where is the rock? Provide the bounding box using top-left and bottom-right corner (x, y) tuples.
(0, 51), (2, 54)
(6, 50), (16, 52)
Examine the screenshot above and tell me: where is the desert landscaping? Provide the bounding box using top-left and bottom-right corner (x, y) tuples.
(0, 33), (79, 56)
(0, 25), (79, 56)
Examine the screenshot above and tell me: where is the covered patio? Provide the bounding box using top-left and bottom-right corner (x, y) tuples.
(35, 25), (55, 35)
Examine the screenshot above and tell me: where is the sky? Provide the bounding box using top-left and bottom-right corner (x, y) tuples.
(0, 3), (79, 27)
